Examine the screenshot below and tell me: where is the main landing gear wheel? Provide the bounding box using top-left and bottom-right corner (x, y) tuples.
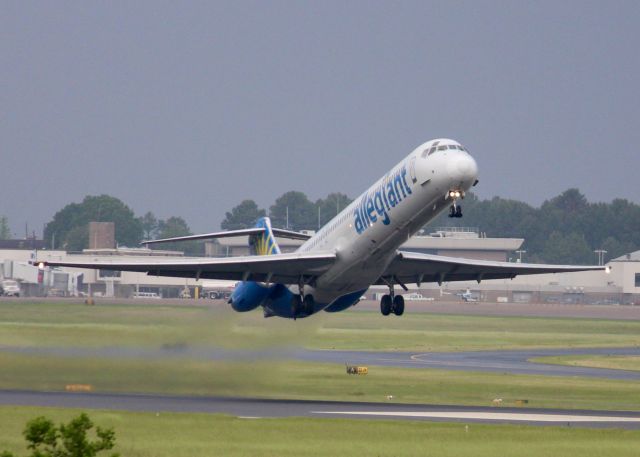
(380, 294), (392, 316)
(291, 295), (302, 319)
(392, 295), (405, 316)
(302, 294), (315, 316)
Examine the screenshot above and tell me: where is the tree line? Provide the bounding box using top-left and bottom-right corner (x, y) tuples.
(43, 195), (199, 254)
(220, 191), (352, 231)
(40, 189), (639, 264)
(424, 188), (640, 264)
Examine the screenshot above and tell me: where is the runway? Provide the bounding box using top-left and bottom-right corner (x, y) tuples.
(2, 390), (640, 428)
(303, 346), (640, 380)
(3, 345), (640, 380)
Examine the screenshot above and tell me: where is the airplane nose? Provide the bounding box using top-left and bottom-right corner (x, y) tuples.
(447, 152), (478, 182)
(457, 154), (478, 181)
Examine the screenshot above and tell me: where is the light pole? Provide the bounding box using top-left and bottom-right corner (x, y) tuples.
(594, 249), (607, 266)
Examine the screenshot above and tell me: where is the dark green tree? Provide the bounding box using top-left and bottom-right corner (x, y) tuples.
(139, 211), (158, 240)
(421, 188), (640, 264)
(0, 216), (11, 239)
(269, 191), (316, 231)
(44, 195), (143, 250)
(156, 216), (203, 255)
(540, 231), (593, 264)
(157, 216), (191, 239)
(221, 200), (266, 230)
(315, 193), (353, 228)
(1, 413), (119, 457)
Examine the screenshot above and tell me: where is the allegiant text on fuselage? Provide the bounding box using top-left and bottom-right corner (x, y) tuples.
(353, 165), (412, 234)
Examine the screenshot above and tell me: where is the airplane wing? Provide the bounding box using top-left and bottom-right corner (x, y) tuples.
(40, 252), (335, 283)
(378, 251), (607, 286)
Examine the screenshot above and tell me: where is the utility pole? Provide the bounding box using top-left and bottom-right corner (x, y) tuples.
(594, 249), (607, 266)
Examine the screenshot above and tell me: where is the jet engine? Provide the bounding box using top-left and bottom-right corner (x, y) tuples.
(229, 281), (270, 312)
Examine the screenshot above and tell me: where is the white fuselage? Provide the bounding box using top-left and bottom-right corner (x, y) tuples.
(296, 139), (478, 306)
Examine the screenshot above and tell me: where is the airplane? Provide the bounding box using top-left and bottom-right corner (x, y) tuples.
(39, 138), (606, 319)
(457, 289), (478, 302)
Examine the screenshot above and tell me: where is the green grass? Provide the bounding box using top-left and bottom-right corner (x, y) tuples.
(1, 406), (639, 457)
(2, 301), (640, 352)
(530, 355), (640, 372)
(2, 301), (640, 412)
(2, 352), (640, 411)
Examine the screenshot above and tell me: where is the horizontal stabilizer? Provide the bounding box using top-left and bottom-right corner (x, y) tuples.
(141, 227), (311, 246)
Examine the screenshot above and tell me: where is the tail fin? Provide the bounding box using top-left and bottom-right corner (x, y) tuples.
(249, 217), (281, 256)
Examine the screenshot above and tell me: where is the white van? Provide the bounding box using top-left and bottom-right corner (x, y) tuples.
(1, 280), (21, 297)
(132, 292), (161, 299)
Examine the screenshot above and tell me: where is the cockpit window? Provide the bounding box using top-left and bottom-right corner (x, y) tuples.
(437, 146), (447, 151)
(448, 145), (457, 150)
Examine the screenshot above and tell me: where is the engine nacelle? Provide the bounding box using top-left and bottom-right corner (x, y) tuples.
(229, 281), (270, 312)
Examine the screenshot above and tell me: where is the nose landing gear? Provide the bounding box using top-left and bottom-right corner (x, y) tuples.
(448, 190), (464, 218)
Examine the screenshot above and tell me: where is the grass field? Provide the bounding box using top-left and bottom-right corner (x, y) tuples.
(2, 301), (640, 411)
(2, 301), (640, 352)
(1, 406), (639, 457)
(2, 352), (640, 411)
(531, 355), (640, 372)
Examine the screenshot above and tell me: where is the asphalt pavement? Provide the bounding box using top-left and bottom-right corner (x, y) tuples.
(3, 345), (640, 380)
(2, 390), (640, 428)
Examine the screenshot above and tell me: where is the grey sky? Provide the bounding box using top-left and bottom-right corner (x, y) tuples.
(2, 1), (639, 238)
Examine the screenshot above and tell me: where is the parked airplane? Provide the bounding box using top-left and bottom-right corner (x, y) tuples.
(39, 139), (605, 319)
(457, 289), (478, 302)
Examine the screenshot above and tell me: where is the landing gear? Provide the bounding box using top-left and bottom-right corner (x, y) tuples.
(291, 294), (302, 319)
(302, 294), (315, 316)
(379, 284), (405, 317)
(448, 190), (464, 218)
(392, 295), (405, 316)
(380, 294), (392, 316)
(292, 277), (315, 319)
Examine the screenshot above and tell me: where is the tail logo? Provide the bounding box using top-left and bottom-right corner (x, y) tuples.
(250, 218), (281, 256)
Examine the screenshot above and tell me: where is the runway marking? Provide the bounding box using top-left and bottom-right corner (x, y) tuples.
(313, 411), (640, 423)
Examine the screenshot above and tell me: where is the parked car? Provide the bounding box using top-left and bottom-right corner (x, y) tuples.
(1, 279), (21, 297)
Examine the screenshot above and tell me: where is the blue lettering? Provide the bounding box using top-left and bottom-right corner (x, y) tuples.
(382, 178), (390, 210)
(374, 190), (390, 225)
(394, 170), (407, 200)
(354, 208), (364, 234)
(401, 167), (412, 195)
(366, 195), (377, 223)
(361, 195), (370, 224)
(386, 180), (397, 207)
(353, 164), (414, 235)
